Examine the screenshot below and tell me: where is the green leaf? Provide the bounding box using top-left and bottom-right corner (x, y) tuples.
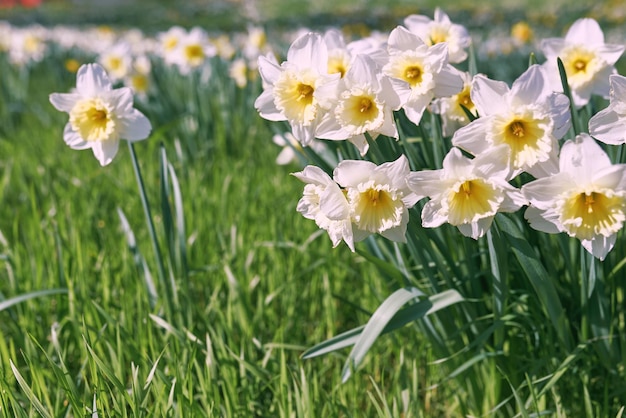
(496, 214), (574, 350)
(0, 288), (67, 312)
(10, 360), (53, 418)
(302, 289), (465, 378)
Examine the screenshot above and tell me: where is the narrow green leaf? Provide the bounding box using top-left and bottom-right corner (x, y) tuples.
(496, 214), (573, 350)
(302, 289), (464, 361)
(10, 359), (53, 418)
(117, 208), (158, 309)
(556, 57), (580, 136)
(341, 287), (424, 382)
(0, 288), (67, 312)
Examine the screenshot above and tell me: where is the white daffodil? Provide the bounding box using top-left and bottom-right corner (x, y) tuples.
(522, 134), (626, 260)
(98, 42), (132, 82)
(407, 146), (526, 239)
(589, 74), (626, 145)
(403, 7), (471, 64)
(430, 69), (477, 137)
(452, 65), (571, 179)
(292, 166), (354, 251)
(49, 63), (151, 166)
(324, 28), (352, 78)
(334, 155), (419, 243)
(382, 26), (463, 126)
(316, 54), (401, 155)
(255, 32), (340, 146)
(170, 27), (217, 75)
(541, 18), (624, 108)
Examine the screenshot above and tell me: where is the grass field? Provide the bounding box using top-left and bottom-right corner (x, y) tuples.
(1, 2), (626, 417)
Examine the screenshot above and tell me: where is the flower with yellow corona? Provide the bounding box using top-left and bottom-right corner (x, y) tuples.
(452, 65), (570, 179)
(382, 25), (463, 126)
(316, 54), (401, 155)
(404, 7), (471, 64)
(541, 18), (624, 107)
(334, 155), (419, 243)
(49, 63), (151, 166)
(255, 32), (340, 145)
(522, 134), (626, 260)
(407, 146), (526, 239)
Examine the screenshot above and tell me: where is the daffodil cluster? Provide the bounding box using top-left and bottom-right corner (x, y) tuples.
(256, 11), (626, 260)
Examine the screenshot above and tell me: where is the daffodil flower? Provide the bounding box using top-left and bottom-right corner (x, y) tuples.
(541, 18), (624, 108)
(382, 25), (463, 126)
(49, 63), (151, 166)
(316, 54), (401, 155)
(452, 65), (570, 179)
(292, 166), (354, 251)
(403, 7), (471, 64)
(589, 74), (626, 145)
(334, 155), (419, 243)
(407, 146), (526, 239)
(522, 134), (626, 260)
(255, 32), (340, 146)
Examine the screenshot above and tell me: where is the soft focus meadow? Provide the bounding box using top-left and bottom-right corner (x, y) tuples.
(2, 1), (626, 417)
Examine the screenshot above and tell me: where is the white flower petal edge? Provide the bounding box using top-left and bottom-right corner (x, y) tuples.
(49, 63), (152, 166)
(589, 74), (626, 145)
(292, 166), (355, 251)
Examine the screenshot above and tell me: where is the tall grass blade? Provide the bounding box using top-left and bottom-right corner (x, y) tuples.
(0, 288), (67, 312)
(9, 359), (53, 418)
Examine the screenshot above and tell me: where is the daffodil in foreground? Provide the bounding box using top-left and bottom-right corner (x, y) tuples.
(522, 134), (626, 260)
(407, 146), (526, 239)
(589, 74), (626, 145)
(49, 63), (151, 166)
(316, 54), (401, 155)
(452, 65), (570, 179)
(255, 32), (340, 146)
(335, 155), (419, 243)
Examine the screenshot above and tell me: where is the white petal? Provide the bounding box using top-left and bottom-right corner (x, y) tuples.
(120, 109), (151, 141)
(91, 140), (120, 166)
(421, 200), (447, 228)
(255, 90), (285, 122)
(509, 65), (548, 106)
(566, 18), (604, 45)
(258, 54), (282, 84)
(451, 117), (492, 156)
(320, 183), (350, 220)
(292, 165), (333, 186)
(589, 107), (626, 145)
(333, 159), (377, 187)
(76, 63), (112, 97)
(524, 206), (561, 234)
(288, 33), (327, 73)
(471, 75), (509, 116)
(387, 26), (425, 54)
(584, 234), (616, 261)
(49, 92), (81, 112)
(433, 66), (463, 97)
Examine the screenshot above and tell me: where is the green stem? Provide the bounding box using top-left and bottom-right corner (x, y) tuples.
(128, 141), (173, 319)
